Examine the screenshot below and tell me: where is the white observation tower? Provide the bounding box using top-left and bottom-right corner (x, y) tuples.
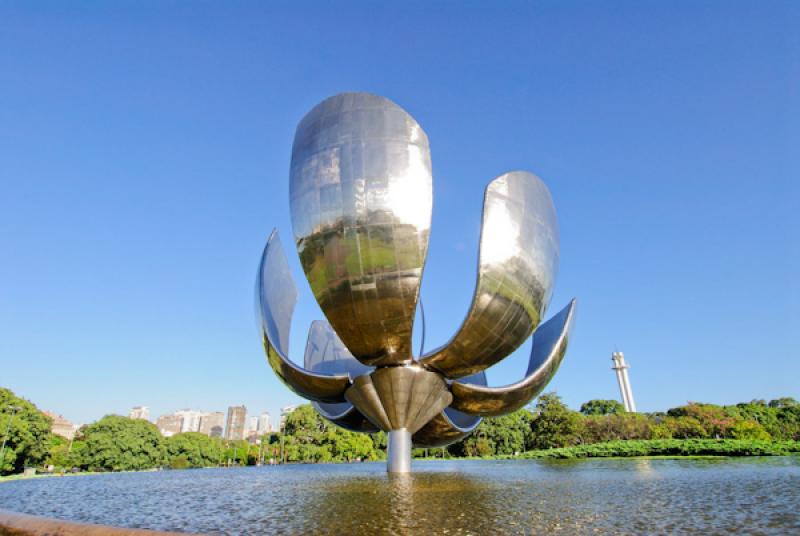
(611, 351), (636, 412)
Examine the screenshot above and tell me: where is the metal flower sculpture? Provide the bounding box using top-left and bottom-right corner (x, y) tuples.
(257, 93), (576, 472)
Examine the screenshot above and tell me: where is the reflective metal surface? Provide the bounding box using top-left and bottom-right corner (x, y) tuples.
(290, 93), (433, 367)
(450, 299), (576, 416)
(419, 171), (560, 379)
(303, 320), (376, 432)
(387, 429), (412, 473)
(412, 372), (486, 448)
(256, 230), (351, 403)
(344, 365), (452, 434)
(259, 92), (577, 471)
(412, 410), (482, 448)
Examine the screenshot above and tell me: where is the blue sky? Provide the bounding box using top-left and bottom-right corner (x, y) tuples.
(1, 1), (797, 428)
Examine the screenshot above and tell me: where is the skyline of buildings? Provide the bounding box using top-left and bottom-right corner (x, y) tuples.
(136, 405), (274, 440)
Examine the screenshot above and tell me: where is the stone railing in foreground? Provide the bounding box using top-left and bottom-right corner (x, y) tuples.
(0, 509), (200, 536)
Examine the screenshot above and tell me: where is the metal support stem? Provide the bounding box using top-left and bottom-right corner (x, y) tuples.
(387, 429), (412, 473)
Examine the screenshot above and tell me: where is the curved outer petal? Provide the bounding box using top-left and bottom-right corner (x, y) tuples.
(256, 229), (350, 404)
(411, 371), (486, 448)
(312, 403), (379, 433)
(449, 299), (576, 416)
(290, 92), (433, 366)
(419, 171), (560, 379)
(303, 320), (376, 431)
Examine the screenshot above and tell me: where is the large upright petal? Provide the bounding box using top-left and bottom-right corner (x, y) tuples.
(256, 230), (350, 403)
(290, 93), (433, 366)
(419, 171), (560, 378)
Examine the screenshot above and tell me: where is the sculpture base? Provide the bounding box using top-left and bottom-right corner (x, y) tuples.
(387, 429), (412, 473)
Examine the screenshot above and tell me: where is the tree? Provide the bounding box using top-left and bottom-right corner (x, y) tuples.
(664, 416), (706, 439)
(729, 420), (771, 440)
(0, 387), (53, 475)
(768, 397), (798, 409)
(580, 400), (626, 416)
(78, 415), (165, 471)
(528, 393), (582, 449)
(580, 413), (653, 443)
(279, 405), (378, 463)
(667, 403), (734, 438)
(165, 432), (223, 468)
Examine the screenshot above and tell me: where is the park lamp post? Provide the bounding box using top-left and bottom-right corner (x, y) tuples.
(0, 405), (22, 470)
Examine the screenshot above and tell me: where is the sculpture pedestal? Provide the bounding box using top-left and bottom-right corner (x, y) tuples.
(387, 429), (412, 473)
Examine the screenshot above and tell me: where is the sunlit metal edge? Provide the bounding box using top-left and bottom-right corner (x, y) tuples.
(448, 299), (576, 416)
(258, 229), (351, 404)
(418, 170), (559, 378)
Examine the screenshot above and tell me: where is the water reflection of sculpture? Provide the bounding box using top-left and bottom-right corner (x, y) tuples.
(256, 93), (577, 473)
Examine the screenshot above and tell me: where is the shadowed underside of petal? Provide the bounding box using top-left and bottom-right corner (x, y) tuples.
(419, 171), (560, 379)
(290, 92), (433, 367)
(305, 320), (373, 427)
(449, 299), (576, 416)
(412, 410), (483, 448)
(256, 230), (350, 404)
(312, 402), (379, 433)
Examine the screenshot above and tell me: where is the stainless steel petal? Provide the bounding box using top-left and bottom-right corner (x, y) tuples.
(419, 171), (560, 378)
(290, 92), (433, 366)
(304, 320), (373, 378)
(256, 229), (350, 403)
(412, 408), (483, 448)
(304, 320), (373, 423)
(449, 299), (576, 416)
(312, 402), (379, 433)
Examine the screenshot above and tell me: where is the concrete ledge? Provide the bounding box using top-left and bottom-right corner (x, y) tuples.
(0, 509), (195, 535)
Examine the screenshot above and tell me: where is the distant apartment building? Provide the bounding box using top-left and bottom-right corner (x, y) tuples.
(199, 412), (225, 438)
(257, 412), (272, 434)
(128, 406), (150, 421)
(156, 414), (183, 437)
(280, 405), (299, 430)
(245, 416), (259, 437)
(174, 409), (204, 433)
(225, 405), (247, 440)
(44, 411), (77, 441)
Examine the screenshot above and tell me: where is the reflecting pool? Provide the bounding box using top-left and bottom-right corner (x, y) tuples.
(1, 457), (799, 534)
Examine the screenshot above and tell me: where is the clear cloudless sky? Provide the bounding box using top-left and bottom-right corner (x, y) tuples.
(1, 1), (798, 428)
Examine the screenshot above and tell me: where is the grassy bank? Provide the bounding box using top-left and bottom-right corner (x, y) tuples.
(511, 439), (800, 459)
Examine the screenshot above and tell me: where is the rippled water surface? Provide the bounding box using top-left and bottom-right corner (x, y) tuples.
(2, 458), (799, 534)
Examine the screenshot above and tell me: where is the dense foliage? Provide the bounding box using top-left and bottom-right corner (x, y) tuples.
(79, 415), (167, 471)
(0, 388), (53, 475)
(580, 399), (626, 415)
(165, 432), (224, 469)
(2, 386), (799, 476)
(277, 405), (378, 463)
(517, 439), (800, 459)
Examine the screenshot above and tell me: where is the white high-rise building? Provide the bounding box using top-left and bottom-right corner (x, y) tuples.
(174, 410), (205, 433)
(611, 351), (637, 412)
(257, 412), (272, 434)
(129, 406), (150, 421)
(280, 404), (299, 430)
(246, 416), (259, 436)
